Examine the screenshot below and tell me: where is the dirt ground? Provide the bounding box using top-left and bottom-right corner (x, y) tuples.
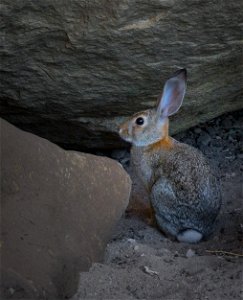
(73, 110), (243, 300)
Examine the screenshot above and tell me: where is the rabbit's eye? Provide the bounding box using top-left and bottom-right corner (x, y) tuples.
(135, 117), (144, 125)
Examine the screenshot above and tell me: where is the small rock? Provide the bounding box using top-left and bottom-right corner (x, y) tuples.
(206, 126), (217, 136)
(197, 131), (212, 147)
(111, 149), (130, 165)
(237, 153), (243, 159)
(9, 288), (15, 295)
(225, 172), (236, 178)
(134, 245), (139, 251)
(175, 132), (187, 140)
(194, 127), (202, 134)
(111, 149), (127, 160)
(127, 238), (136, 244)
(228, 135), (236, 142)
(186, 249), (196, 258)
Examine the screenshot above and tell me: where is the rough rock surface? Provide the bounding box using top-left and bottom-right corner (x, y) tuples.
(0, 119), (131, 299)
(1, 0), (242, 149)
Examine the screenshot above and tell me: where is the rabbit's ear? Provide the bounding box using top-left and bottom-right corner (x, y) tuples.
(156, 69), (187, 118)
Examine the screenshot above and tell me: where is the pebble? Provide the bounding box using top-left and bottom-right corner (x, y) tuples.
(197, 132), (212, 146)
(134, 245), (139, 251)
(194, 127), (202, 134)
(186, 249), (196, 258)
(111, 149), (128, 160)
(9, 288), (15, 295)
(225, 172), (236, 178)
(206, 126), (217, 136)
(228, 136), (236, 142)
(111, 149), (130, 165)
(127, 238), (136, 244)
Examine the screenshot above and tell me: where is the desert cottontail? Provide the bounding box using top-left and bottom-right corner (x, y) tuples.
(119, 69), (221, 243)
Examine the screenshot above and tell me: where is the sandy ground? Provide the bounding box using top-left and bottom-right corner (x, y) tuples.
(73, 110), (243, 300)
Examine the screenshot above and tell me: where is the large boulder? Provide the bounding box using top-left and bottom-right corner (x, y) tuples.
(0, 118), (131, 299)
(0, 0), (242, 149)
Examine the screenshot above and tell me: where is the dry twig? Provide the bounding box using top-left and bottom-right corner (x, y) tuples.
(206, 250), (243, 257)
(143, 266), (159, 277)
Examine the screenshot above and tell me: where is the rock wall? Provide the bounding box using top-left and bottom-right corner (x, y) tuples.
(0, 0), (242, 149)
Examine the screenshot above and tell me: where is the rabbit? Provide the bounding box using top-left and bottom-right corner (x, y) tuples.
(119, 69), (222, 243)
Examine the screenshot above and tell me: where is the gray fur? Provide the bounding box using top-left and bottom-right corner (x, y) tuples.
(131, 141), (222, 242)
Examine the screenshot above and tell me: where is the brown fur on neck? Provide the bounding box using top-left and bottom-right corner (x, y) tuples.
(148, 120), (174, 151)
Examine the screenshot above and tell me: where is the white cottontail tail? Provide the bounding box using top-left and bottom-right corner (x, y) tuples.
(119, 69), (221, 243)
